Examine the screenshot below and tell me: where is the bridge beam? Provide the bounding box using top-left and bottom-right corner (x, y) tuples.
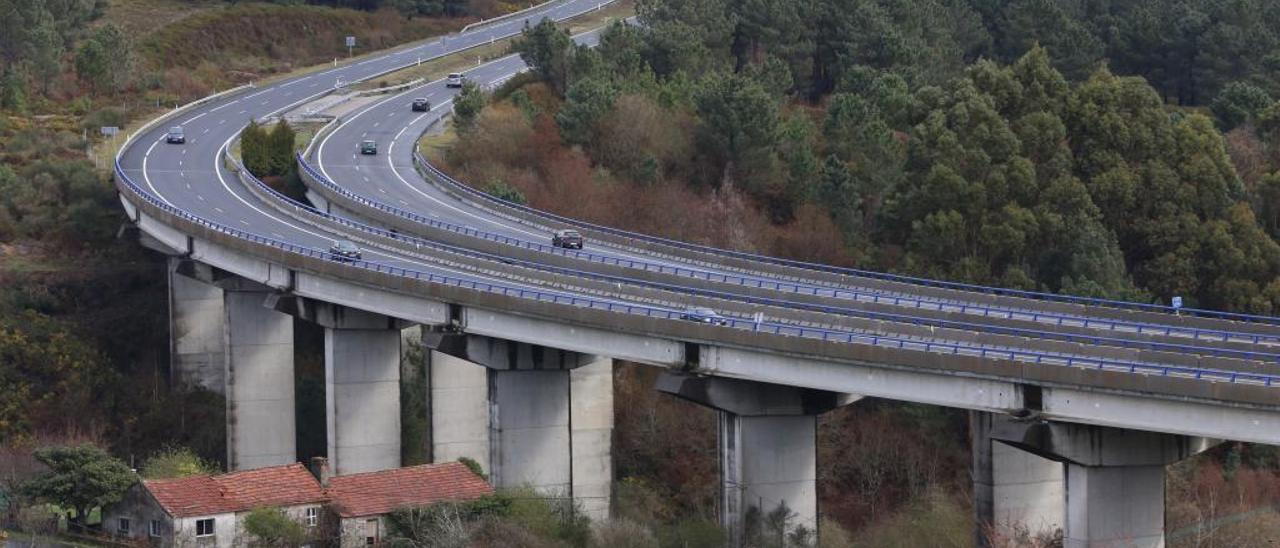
(222, 282), (296, 471)
(657, 372), (858, 547)
(423, 334), (614, 521)
(980, 413), (1219, 548)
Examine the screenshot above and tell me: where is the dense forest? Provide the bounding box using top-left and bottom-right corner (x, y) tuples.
(442, 0), (1280, 315)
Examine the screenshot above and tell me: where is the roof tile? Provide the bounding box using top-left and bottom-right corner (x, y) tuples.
(144, 463), (327, 518)
(326, 462), (493, 518)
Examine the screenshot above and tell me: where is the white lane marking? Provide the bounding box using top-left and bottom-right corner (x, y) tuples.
(218, 119), (226, 125)
(197, 195), (205, 201)
(181, 149), (187, 155)
(207, 131), (406, 263)
(214, 207), (224, 213)
(209, 99), (239, 112)
(140, 137), (176, 207)
(182, 112), (208, 124)
(202, 128), (210, 134)
(178, 160), (183, 167)
(237, 110), (247, 114)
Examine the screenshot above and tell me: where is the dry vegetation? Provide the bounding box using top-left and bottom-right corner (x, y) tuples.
(442, 84), (859, 266)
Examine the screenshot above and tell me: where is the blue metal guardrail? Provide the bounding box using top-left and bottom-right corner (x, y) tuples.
(250, 160), (1280, 365)
(414, 154), (1280, 326)
(301, 152), (1280, 346)
(116, 158), (1280, 388)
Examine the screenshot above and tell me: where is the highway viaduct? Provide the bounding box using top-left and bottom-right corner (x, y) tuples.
(116, 2), (1280, 545)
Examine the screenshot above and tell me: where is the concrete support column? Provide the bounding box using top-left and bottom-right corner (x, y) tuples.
(971, 411), (1065, 546)
(423, 333), (614, 520)
(657, 373), (857, 546)
(426, 349), (490, 469)
(223, 288), (295, 471)
(720, 413), (817, 542)
(489, 369), (572, 494)
(570, 358), (614, 521)
(1065, 464), (1165, 548)
(168, 258), (226, 393)
(324, 316), (402, 476)
(980, 413), (1218, 548)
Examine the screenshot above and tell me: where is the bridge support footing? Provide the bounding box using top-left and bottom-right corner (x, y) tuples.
(657, 372), (858, 546)
(423, 334), (613, 521)
(975, 411), (1219, 548)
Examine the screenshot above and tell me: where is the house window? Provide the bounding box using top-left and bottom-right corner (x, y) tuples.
(150, 519), (162, 537)
(196, 518), (215, 537)
(118, 517), (130, 535)
(305, 507), (318, 527)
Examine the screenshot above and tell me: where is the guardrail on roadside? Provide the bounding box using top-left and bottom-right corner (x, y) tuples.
(411, 148), (1280, 326)
(235, 149), (1280, 365)
(300, 149), (1280, 347)
(116, 157), (1280, 388)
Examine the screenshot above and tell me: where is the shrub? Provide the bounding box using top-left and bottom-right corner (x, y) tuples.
(243, 506), (306, 547)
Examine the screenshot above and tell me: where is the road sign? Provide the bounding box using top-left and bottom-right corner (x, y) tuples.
(1171, 296), (1183, 309)
(345, 36), (356, 48)
(100, 126), (119, 136)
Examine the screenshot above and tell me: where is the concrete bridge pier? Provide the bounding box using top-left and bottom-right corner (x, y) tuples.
(423, 333), (614, 521)
(308, 302), (408, 475)
(971, 411), (1066, 545)
(221, 280), (296, 471)
(656, 372), (859, 546)
(978, 412), (1219, 548)
(168, 258), (226, 392)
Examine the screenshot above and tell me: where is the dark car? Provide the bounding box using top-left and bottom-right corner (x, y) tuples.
(166, 126), (185, 144)
(328, 240), (361, 262)
(552, 229), (584, 249)
(411, 98), (431, 112)
(360, 140), (377, 155)
(681, 307), (729, 326)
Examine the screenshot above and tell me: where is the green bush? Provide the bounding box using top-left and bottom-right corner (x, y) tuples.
(243, 506), (307, 547)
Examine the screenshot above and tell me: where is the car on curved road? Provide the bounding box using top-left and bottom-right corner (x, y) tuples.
(328, 240), (361, 262)
(360, 140), (377, 155)
(166, 126), (185, 144)
(552, 229), (584, 249)
(412, 98), (431, 112)
(681, 307), (729, 326)
(446, 73), (466, 88)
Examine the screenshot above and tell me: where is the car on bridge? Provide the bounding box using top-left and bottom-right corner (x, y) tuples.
(360, 140), (377, 155)
(166, 126), (185, 144)
(328, 240), (362, 262)
(446, 73), (466, 88)
(412, 98), (432, 112)
(681, 307), (730, 326)
(552, 229), (584, 249)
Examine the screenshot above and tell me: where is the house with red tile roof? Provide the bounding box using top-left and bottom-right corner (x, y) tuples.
(101, 460), (492, 547)
(325, 461), (494, 547)
(102, 463), (328, 548)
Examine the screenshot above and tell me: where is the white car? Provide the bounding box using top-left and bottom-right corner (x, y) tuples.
(446, 73), (465, 88)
